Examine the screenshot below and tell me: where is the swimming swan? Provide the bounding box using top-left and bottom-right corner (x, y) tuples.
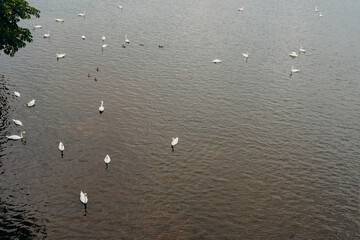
(6, 131), (26, 140)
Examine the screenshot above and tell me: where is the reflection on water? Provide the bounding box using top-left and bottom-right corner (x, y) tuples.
(1, 0), (360, 239)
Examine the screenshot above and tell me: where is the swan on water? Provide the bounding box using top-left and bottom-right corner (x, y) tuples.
(299, 46), (306, 53)
(125, 35), (129, 44)
(58, 142), (64, 152)
(315, 6), (318, 13)
(101, 35), (106, 42)
(12, 119), (23, 126)
(238, 6), (244, 11)
(33, 24), (42, 29)
(242, 52), (249, 58)
(27, 99), (35, 107)
(104, 154), (111, 164)
(171, 137), (178, 151)
(55, 18), (64, 22)
(82, 35), (86, 40)
(78, 10), (86, 17)
(80, 191), (88, 204)
(102, 44), (107, 49)
(212, 59), (221, 63)
(14, 91), (20, 97)
(44, 31), (50, 38)
(99, 101), (104, 113)
(289, 51), (298, 58)
(6, 131), (26, 140)
(291, 66), (300, 73)
(56, 53), (66, 59)
(118, 5), (123, 9)
(319, 12), (323, 18)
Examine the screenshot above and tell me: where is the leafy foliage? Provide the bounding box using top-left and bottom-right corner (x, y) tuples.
(0, 0), (40, 56)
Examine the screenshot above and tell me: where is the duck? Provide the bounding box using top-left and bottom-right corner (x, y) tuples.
(140, 43), (144, 46)
(125, 35), (129, 44)
(55, 18), (64, 22)
(80, 191), (88, 204)
(289, 51), (298, 58)
(44, 31), (50, 38)
(122, 44), (126, 48)
(212, 59), (221, 63)
(78, 10), (86, 17)
(158, 45), (164, 48)
(14, 91), (20, 97)
(56, 53), (66, 59)
(291, 66), (300, 73)
(99, 101), (104, 113)
(12, 119), (23, 126)
(27, 99), (35, 107)
(6, 131), (26, 140)
(81, 35), (86, 40)
(171, 137), (178, 151)
(299, 46), (306, 53)
(33, 24), (42, 29)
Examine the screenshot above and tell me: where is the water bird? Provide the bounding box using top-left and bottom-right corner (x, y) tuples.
(44, 31), (50, 38)
(14, 91), (20, 97)
(94, 77), (97, 81)
(55, 18), (64, 22)
(12, 119), (23, 126)
(80, 191), (88, 210)
(122, 44), (126, 48)
(290, 66), (300, 74)
(58, 142), (64, 157)
(33, 24), (42, 29)
(299, 46), (306, 53)
(78, 10), (86, 17)
(242, 52), (249, 58)
(56, 53), (66, 59)
(171, 137), (178, 151)
(289, 51), (298, 58)
(102, 44), (107, 49)
(101, 35), (106, 42)
(212, 59), (221, 63)
(88, 73), (90, 78)
(27, 99), (35, 107)
(140, 43), (144, 46)
(319, 12), (323, 18)
(99, 101), (104, 113)
(6, 131), (26, 140)
(315, 6), (318, 13)
(104, 154), (111, 169)
(118, 5), (123, 9)
(238, 6), (244, 11)
(82, 35), (86, 40)
(158, 45), (164, 48)
(125, 35), (129, 44)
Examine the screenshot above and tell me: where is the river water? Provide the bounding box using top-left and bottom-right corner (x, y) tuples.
(1, 0), (360, 239)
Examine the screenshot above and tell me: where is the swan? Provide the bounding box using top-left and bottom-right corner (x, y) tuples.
(82, 35), (86, 40)
(78, 10), (86, 17)
(315, 6), (318, 13)
(33, 24), (42, 29)
(58, 142), (64, 152)
(242, 52), (249, 58)
(14, 91), (20, 97)
(99, 101), (104, 113)
(212, 59), (221, 63)
(238, 6), (244, 11)
(44, 31), (50, 38)
(55, 18), (64, 22)
(319, 12), (323, 18)
(101, 35), (106, 41)
(118, 5), (123, 9)
(56, 53), (66, 59)
(80, 191), (88, 204)
(104, 154), (111, 163)
(125, 35), (129, 44)
(102, 44), (107, 49)
(299, 46), (306, 53)
(289, 51), (298, 58)
(6, 131), (26, 140)
(27, 99), (35, 107)
(12, 119), (23, 126)
(291, 66), (300, 73)
(171, 137), (178, 151)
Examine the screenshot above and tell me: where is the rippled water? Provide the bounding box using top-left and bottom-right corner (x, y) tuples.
(1, 0), (360, 239)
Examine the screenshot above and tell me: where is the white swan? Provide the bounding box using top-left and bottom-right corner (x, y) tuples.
(319, 12), (323, 18)
(171, 137), (178, 151)
(33, 24), (42, 29)
(315, 6), (318, 13)
(78, 10), (86, 17)
(289, 51), (298, 58)
(299, 46), (306, 53)
(99, 101), (104, 112)
(118, 5), (123, 9)
(56, 53), (66, 59)
(80, 191), (88, 204)
(291, 66), (300, 73)
(55, 18), (64, 22)
(82, 35), (86, 40)
(242, 52), (249, 58)
(58, 142), (64, 152)
(125, 35), (129, 44)
(14, 91), (20, 97)
(6, 131), (26, 140)
(44, 31), (50, 38)
(101, 35), (106, 41)
(104, 154), (111, 164)
(12, 119), (23, 126)
(27, 99), (35, 107)
(102, 44), (107, 49)
(238, 6), (244, 11)
(212, 59), (221, 63)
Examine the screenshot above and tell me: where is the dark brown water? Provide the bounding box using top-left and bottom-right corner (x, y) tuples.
(1, 0), (360, 239)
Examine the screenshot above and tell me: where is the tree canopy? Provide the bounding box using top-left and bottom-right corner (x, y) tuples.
(0, 0), (40, 56)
